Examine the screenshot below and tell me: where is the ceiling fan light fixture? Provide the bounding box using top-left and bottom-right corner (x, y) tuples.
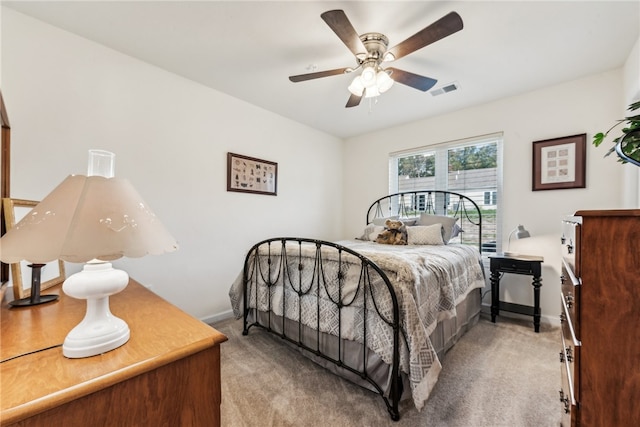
(383, 52), (396, 62)
(376, 70), (394, 93)
(360, 65), (377, 87)
(364, 85), (380, 98)
(348, 76), (365, 96)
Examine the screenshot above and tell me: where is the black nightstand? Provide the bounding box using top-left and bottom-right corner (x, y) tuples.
(490, 254), (544, 332)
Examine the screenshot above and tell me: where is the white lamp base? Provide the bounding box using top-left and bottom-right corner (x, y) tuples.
(62, 261), (130, 358)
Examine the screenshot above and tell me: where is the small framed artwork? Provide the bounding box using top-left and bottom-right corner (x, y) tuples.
(227, 152), (277, 196)
(532, 134), (586, 191)
(2, 198), (66, 299)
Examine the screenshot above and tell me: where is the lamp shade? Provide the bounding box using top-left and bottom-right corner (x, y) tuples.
(364, 85), (380, 98)
(348, 76), (365, 96)
(514, 225), (530, 239)
(0, 174), (178, 264)
(376, 70), (394, 93)
(360, 65), (377, 87)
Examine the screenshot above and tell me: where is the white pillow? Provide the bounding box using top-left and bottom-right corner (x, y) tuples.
(402, 218), (419, 226)
(357, 224), (385, 241)
(407, 224), (445, 245)
(418, 213), (458, 243)
(372, 216), (398, 226)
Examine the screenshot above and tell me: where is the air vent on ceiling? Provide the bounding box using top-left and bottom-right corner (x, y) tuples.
(430, 82), (459, 97)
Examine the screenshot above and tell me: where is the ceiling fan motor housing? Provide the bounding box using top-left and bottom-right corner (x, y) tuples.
(358, 32), (389, 64)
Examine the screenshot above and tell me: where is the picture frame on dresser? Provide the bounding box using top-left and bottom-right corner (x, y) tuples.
(226, 152), (278, 196)
(532, 134), (586, 191)
(2, 198), (66, 299)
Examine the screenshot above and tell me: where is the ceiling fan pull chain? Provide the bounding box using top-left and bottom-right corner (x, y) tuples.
(368, 97), (378, 114)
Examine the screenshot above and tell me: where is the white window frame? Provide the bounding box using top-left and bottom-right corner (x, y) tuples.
(389, 132), (504, 255)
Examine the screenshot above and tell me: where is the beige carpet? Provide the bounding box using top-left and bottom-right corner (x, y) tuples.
(213, 314), (562, 427)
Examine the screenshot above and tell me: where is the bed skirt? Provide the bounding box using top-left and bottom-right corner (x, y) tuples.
(246, 287), (481, 404)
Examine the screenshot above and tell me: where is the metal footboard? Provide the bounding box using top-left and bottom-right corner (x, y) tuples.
(242, 237), (403, 421)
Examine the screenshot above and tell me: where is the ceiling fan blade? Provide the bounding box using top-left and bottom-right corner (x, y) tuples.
(289, 67), (351, 82)
(385, 11), (463, 61)
(321, 10), (367, 57)
(345, 93), (362, 108)
(387, 68), (437, 92)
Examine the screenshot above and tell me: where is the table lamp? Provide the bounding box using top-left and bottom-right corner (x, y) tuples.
(504, 224), (530, 256)
(0, 150), (178, 358)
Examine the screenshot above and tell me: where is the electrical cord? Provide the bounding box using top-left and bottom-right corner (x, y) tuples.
(481, 272), (503, 301)
(0, 343), (62, 363)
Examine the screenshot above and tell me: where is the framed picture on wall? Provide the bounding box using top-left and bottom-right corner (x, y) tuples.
(532, 134), (586, 191)
(227, 152), (278, 196)
(2, 198), (66, 299)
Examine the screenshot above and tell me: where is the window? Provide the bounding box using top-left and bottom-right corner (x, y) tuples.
(389, 133), (503, 254)
(484, 191), (497, 205)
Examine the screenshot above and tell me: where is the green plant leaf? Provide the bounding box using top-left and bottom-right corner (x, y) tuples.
(592, 133), (604, 146)
(593, 101), (640, 164)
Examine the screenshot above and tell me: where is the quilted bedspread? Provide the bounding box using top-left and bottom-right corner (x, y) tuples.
(229, 240), (485, 410)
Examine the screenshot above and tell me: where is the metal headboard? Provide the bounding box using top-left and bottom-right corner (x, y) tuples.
(366, 190), (483, 252)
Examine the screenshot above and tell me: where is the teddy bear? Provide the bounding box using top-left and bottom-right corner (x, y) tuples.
(374, 219), (407, 245)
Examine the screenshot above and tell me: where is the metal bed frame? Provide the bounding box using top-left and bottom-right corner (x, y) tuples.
(241, 190), (482, 421)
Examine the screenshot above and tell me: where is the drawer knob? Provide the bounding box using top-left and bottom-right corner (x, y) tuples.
(559, 389), (570, 413)
(560, 275), (566, 284)
(566, 293), (574, 309)
(559, 312), (565, 323)
(559, 347), (573, 363)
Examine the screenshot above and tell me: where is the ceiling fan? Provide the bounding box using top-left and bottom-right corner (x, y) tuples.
(289, 10), (463, 108)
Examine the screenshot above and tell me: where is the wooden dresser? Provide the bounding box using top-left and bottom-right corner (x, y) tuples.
(0, 279), (227, 426)
(559, 209), (640, 426)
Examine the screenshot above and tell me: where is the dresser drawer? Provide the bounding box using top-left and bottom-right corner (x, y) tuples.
(561, 218), (581, 277)
(559, 331), (579, 427)
(561, 260), (581, 340)
(560, 292), (581, 383)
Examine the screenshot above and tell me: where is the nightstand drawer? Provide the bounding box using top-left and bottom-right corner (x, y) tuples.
(491, 257), (538, 275)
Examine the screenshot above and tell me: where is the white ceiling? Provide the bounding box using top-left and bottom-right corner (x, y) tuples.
(4, 1), (639, 139)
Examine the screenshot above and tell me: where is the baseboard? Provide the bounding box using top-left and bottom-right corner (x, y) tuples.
(200, 309), (235, 325)
(207, 305), (561, 328)
(480, 302), (560, 327)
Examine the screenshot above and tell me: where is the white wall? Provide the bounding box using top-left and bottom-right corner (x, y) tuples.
(343, 70), (628, 324)
(623, 35), (640, 207)
(1, 8), (343, 321)
(624, 36), (640, 105)
(2, 7), (637, 326)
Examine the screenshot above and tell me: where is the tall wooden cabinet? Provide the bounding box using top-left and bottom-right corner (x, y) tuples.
(559, 209), (640, 426)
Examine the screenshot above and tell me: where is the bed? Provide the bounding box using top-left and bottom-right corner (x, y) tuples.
(229, 190), (487, 421)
